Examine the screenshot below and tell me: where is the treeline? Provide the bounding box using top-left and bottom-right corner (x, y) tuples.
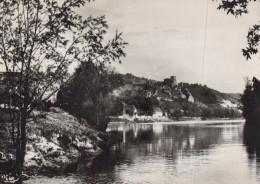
(181, 83), (219, 104)
(241, 77), (260, 124)
(201, 106), (241, 119)
(164, 100), (241, 119)
(110, 95), (241, 119)
(57, 69), (242, 128)
(168, 106), (241, 120)
(56, 62), (124, 131)
(109, 96), (159, 117)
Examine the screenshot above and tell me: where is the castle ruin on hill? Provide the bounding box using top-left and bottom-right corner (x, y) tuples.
(163, 76), (177, 88)
(163, 76), (194, 103)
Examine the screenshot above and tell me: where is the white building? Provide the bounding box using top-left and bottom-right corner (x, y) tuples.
(152, 107), (163, 118)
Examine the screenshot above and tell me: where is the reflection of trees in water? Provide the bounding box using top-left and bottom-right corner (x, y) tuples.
(162, 126), (224, 156)
(111, 125), (225, 161)
(243, 124), (260, 158)
(86, 148), (127, 183)
(243, 123), (260, 181)
(77, 124), (238, 183)
(69, 147), (130, 183)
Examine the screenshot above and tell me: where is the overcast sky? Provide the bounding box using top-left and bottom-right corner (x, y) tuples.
(79, 0), (260, 93)
(1, 0), (259, 93)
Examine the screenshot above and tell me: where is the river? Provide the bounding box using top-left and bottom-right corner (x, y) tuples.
(26, 120), (260, 184)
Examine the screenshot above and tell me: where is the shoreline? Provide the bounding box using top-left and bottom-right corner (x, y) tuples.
(108, 118), (245, 126)
(109, 118), (246, 124)
(138, 119), (245, 125)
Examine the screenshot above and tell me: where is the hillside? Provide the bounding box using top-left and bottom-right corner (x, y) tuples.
(0, 107), (109, 175)
(110, 73), (242, 119)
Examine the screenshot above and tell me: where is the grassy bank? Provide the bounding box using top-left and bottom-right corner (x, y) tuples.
(0, 107), (109, 177)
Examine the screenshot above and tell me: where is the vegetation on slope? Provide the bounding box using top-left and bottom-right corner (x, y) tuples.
(0, 107), (108, 176)
(108, 74), (242, 119)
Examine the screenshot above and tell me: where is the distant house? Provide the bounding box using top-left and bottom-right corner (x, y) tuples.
(162, 109), (169, 118)
(121, 102), (138, 117)
(152, 107), (163, 118)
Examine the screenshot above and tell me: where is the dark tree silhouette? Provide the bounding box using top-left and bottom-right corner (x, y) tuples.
(217, 0), (259, 60)
(241, 77), (260, 123)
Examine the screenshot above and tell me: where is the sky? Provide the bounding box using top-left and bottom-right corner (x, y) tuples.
(78, 0), (260, 93)
(1, 0), (259, 93)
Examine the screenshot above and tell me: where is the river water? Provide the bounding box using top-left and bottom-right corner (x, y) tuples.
(26, 120), (260, 184)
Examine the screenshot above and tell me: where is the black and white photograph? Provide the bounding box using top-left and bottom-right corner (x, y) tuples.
(0, 0), (260, 183)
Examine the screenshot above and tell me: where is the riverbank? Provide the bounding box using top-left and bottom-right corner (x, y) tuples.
(0, 107), (110, 180)
(109, 116), (245, 124)
(106, 119), (245, 134)
(110, 116), (178, 123)
(24, 119), (252, 184)
(137, 119), (245, 125)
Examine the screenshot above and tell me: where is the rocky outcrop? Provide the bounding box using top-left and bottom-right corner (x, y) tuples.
(181, 87), (194, 103)
(23, 107), (108, 174)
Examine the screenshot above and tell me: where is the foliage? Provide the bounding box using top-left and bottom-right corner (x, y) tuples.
(184, 83), (218, 104)
(216, 0), (260, 60)
(171, 109), (183, 120)
(109, 99), (124, 116)
(143, 81), (157, 93)
(162, 98), (241, 119)
(0, 0), (127, 174)
(57, 62), (124, 131)
(112, 74), (241, 119)
(124, 95), (159, 116)
(241, 77), (260, 122)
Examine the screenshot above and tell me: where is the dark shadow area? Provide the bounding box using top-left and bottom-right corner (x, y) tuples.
(243, 123), (260, 160)
(243, 122), (260, 182)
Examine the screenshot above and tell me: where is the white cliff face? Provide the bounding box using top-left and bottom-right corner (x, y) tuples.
(220, 99), (237, 108)
(188, 95), (194, 103)
(181, 88), (194, 103)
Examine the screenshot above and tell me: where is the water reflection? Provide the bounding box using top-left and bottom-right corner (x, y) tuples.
(27, 121), (260, 184)
(243, 122), (260, 182)
(107, 123), (240, 154)
(243, 123), (260, 159)
(75, 122), (247, 183)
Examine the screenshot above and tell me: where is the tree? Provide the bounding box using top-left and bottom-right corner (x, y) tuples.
(240, 77), (260, 122)
(145, 97), (159, 115)
(0, 0), (127, 175)
(110, 99), (124, 116)
(57, 62), (123, 131)
(217, 1), (260, 122)
(171, 109), (183, 121)
(217, 0), (260, 60)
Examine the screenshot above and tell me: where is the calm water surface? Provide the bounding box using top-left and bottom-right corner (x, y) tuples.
(26, 121), (260, 184)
